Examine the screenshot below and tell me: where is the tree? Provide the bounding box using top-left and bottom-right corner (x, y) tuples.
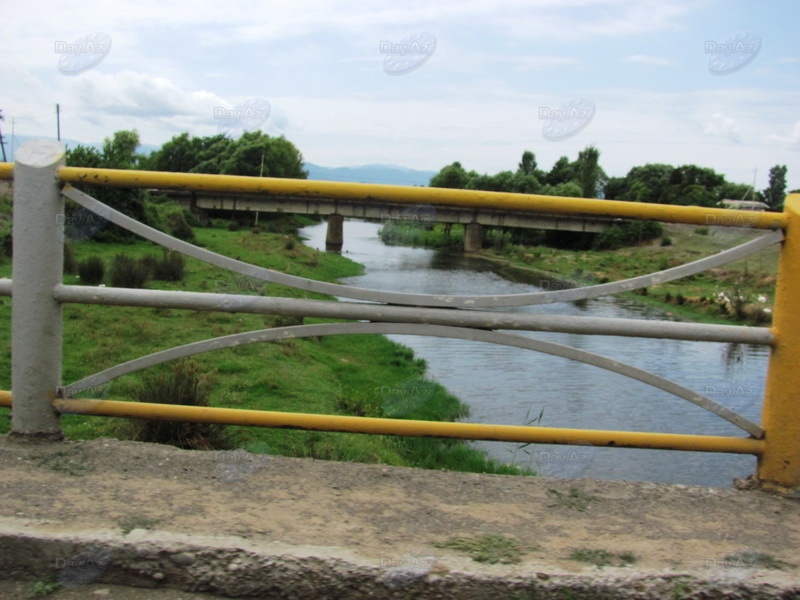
(518, 150), (537, 175)
(763, 165), (788, 211)
(624, 181), (653, 203)
(603, 176), (627, 201)
(102, 130), (141, 169)
(622, 164), (674, 204)
(545, 156), (576, 186)
(429, 161), (470, 189)
(219, 131), (307, 179)
(66, 130), (149, 241)
(717, 182), (755, 204)
(577, 145), (600, 198)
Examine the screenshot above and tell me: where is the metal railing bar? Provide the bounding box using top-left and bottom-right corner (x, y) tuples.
(0, 392), (755, 454)
(61, 322), (765, 438)
(62, 186), (784, 309)
(51, 284), (774, 345)
(55, 165), (788, 229)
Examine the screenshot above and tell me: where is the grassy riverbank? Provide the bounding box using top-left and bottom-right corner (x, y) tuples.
(0, 214), (525, 476)
(381, 221), (779, 326)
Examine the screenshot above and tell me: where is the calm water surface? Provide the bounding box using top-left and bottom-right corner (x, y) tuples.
(300, 220), (768, 487)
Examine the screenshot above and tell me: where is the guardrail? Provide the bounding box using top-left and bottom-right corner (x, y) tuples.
(1, 140), (798, 491)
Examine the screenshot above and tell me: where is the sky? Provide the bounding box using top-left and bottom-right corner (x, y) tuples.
(1, 0), (798, 191)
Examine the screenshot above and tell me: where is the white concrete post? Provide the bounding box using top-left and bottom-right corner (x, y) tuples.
(11, 140), (65, 437)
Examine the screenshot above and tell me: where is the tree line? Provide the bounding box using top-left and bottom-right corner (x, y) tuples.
(430, 147), (792, 212)
(60, 129), (792, 246)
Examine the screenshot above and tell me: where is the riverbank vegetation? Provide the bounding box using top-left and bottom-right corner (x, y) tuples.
(378, 146), (790, 326)
(0, 218), (526, 475)
(380, 219), (779, 326)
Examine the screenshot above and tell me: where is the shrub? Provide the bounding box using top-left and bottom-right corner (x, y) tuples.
(660, 236), (673, 246)
(129, 361), (232, 450)
(592, 221), (663, 250)
(152, 250), (186, 282)
(63, 244), (78, 275)
(168, 212), (195, 242)
(77, 256), (105, 285)
(0, 230), (11, 258)
(695, 227), (709, 236)
(110, 253), (150, 288)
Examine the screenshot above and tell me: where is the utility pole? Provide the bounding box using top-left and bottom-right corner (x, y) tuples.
(10, 117), (15, 162)
(56, 104), (61, 141)
(0, 109), (7, 162)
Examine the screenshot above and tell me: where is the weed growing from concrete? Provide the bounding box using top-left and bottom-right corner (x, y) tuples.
(433, 534), (530, 564)
(546, 487), (598, 512)
(117, 515), (162, 535)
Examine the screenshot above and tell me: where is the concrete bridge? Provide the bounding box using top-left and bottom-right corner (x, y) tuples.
(166, 190), (628, 252)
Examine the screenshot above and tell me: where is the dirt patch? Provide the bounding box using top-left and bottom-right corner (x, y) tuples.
(1, 436), (798, 598)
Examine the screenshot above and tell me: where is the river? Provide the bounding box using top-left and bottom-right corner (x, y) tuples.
(299, 220), (768, 487)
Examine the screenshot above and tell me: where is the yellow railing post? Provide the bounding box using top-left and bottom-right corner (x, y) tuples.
(759, 193), (800, 491)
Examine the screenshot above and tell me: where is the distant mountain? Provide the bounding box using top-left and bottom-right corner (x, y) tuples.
(5, 138), (436, 188)
(305, 163), (436, 187)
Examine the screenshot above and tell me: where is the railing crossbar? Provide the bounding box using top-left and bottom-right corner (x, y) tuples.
(62, 186), (783, 309)
(62, 322), (765, 438)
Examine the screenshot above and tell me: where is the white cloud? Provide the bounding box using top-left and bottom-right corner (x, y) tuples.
(766, 121), (800, 151)
(703, 113), (742, 144)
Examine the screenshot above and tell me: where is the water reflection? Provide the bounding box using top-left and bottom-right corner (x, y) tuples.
(300, 220), (769, 487)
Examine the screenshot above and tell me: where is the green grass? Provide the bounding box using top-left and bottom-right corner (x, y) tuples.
(433, 534), (529, 564)
(0, 217), (527, 476)
(117, 515), (162, 535)
(27, 578), (61, 598)
(391, 220), (779, 326)
(722, 550), (796, 571)
(546, 487), (599, 512)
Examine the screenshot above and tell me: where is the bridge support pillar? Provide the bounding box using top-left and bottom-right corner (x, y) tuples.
(11, 140), (65, 438)
(464, 223), (483, 252)
(326, 214), (344, 252)
(759, 192), (800, 491)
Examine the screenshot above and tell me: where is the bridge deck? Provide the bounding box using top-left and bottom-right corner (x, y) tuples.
(169, 190), (625, 233)
(1, 436), (798, 598)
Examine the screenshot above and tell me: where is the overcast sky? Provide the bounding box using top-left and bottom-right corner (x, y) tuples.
(2, 0), (798, 190)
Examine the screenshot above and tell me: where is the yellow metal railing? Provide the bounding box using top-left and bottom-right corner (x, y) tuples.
(0, 161), (797, 490)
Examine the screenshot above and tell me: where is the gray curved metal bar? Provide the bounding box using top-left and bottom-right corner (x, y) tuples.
(53, 284), (773, 345)
(62, 322), (764, 438)
(62, 186), (783, 308)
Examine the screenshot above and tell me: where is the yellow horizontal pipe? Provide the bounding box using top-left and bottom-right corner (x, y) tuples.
(56, 166), (787, 230)
(0, 163), (12, 181)
(0, 393), (761, 455)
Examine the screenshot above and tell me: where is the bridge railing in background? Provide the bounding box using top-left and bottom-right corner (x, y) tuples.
(0, 140), (798, 491)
